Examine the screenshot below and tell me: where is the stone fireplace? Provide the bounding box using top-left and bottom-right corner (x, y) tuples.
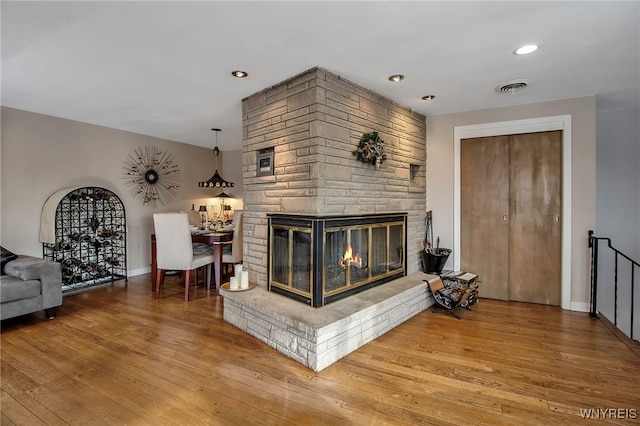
(268, 212), (407, 307)
(241, 67), (427, 288)
(223, 67), (431, 371)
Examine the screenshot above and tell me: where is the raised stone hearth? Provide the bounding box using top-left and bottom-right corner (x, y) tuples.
(222, 272), (436, 371)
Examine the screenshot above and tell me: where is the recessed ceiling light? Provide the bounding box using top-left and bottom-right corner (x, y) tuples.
(513, 44), (539, 55)
(421, 95), (436, 101)
(231, 70), (248, 78)
(388, 74), (404, 82)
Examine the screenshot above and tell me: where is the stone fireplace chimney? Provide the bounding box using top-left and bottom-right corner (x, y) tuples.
(241, 67), (426, 287)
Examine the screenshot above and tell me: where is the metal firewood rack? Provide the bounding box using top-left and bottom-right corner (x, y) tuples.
(43, 187), (127, 293)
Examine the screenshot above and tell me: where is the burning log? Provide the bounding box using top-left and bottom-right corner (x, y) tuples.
(339, 245), (362, 269)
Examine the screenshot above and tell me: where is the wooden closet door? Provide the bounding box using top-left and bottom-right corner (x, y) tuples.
(460, 136), (510, 300)
(508, 131), (562, 305)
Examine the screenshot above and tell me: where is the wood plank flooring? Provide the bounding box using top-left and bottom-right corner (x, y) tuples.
(2, 274), (639, 425)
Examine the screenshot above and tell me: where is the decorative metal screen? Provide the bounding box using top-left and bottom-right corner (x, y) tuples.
(43, 187), (127, 293)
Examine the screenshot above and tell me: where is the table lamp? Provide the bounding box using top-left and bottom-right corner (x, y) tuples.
(198, 205), (207, 229)
(216, 192), (232, 222)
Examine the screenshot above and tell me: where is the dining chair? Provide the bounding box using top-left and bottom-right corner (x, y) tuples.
(178, 210), (212, 285)
(222, 210), (243, 272)
(153, 212), (215, 301)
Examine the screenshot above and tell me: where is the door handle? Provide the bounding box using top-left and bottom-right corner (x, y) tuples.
(503, 215), (507, 221)
(554, 215), (560, 222)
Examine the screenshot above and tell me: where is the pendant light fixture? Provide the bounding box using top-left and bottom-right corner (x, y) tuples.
(198, 128), (235, 189)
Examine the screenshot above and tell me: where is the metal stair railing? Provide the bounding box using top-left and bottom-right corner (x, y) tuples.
(589, 230), (639, 341)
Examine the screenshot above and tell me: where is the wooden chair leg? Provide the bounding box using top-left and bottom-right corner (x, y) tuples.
(184, 270), (192, 301)
(155, 269), (165, 299)
(205, 264), (212, 291)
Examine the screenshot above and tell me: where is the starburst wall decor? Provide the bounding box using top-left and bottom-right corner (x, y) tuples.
(122, 146), (181, 207)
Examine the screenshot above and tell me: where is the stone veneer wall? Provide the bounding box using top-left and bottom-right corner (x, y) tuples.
(242, 67), (426, 286)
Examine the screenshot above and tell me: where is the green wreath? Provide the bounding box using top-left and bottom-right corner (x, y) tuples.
(352, 131), (386, 167)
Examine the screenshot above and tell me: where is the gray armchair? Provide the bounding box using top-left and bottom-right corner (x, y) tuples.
(1, 255), (63, 320)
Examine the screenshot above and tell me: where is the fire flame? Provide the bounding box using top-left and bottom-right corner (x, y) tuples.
(344, 245), (352, 260)
(339, 245), (362, 269)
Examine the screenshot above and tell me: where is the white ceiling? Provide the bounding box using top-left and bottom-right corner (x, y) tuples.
(2, 1), (639, 150)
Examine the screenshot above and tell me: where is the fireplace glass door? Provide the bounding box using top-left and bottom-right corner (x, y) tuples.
(268, 213), (407, 307)
(271, 226), (312, 295)
(325, 223), (404, 295)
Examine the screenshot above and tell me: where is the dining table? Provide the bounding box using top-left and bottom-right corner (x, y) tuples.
(150, 230), (233, 294)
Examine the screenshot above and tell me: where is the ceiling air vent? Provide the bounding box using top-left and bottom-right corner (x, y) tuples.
(495, 79), (531, 94)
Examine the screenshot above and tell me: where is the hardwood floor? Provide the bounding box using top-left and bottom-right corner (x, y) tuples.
(2, 274), (639, 425)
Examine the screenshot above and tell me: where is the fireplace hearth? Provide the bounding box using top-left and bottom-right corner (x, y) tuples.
(268, 213), (407, 307)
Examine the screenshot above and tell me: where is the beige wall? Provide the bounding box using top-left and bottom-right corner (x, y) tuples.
(1, 96), (598, 310)
(0, 107), (243, 274)
(426, 96), (596, 310)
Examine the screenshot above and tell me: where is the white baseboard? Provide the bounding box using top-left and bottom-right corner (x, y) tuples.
(128, 267), (151, 277)
(570, 301), (590, 312)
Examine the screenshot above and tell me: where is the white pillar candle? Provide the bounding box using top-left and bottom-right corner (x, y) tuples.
(234, 264), (243, 277)
(240, 270), (249, 288)
(230, 276), (239, 290)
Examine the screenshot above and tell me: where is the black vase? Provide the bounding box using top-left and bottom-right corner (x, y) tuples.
(420, 248), (451, 274)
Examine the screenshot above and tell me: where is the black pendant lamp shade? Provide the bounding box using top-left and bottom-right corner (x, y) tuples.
(199, 170), (234, 188)
(198, 128), (235, 189)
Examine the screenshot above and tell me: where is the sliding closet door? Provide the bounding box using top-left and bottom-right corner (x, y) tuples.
(460, 135), (510, 300)
(460, 131), (562, 305)
(508, 131), (562, 305)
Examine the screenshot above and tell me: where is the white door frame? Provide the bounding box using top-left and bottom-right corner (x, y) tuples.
(453, 115), (572, 310)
